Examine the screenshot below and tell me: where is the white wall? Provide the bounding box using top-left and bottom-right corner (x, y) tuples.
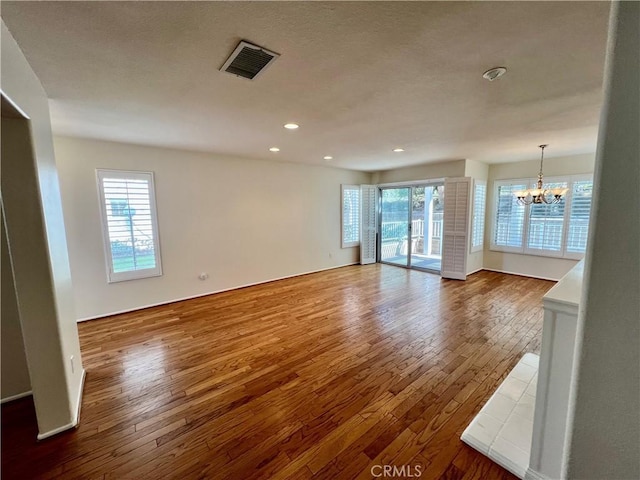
(1, 21), (84, 437)
(464, 159), (490, 183)
(1, 208), (31, 401)
(54, 136), (371, 320)
(372, 159), (465, 185)
(465, 159), (489, 275)
(567, 2), (640, 478)
(484, 153), (595, 280)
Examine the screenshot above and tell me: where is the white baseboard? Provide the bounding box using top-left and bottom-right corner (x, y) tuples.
(37, 420), (76, 441)
(73, 368), (86, 425)
(482, 268), (560, 282)
(37, 369), (85, 441)
(466, 267), (484, 276)
(524, 467), (551, 480)
(1, 390), (32, 404)
(77, 263), (359, 322)
(442, 271), (467, 280)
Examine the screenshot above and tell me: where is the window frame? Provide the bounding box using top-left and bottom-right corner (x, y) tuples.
(341, 184), (361, 248)
(96, 169), (163, 283)
(490, 178), (530, 254)
(490, 174), (593, 259)
(523, 175), (568, 258)
(563, 174), (594, 260)
(470, 180), (487, 253)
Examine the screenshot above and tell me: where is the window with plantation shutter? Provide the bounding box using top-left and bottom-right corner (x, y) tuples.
(566, 179), (593, 256)
(526, 181), (568, 256)
(490, 175), (593, 259)
(471, 181), (486, 252)
(493, 181), (527, 251)
(97, 170), (162, 282)
(341, 185), (360, 248)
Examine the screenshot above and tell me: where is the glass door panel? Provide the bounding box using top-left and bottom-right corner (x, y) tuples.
(380, 188), (410, 266)
(410, 185), (444, 272)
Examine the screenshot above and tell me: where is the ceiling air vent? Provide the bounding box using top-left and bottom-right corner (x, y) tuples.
(220, 41), (280, 80)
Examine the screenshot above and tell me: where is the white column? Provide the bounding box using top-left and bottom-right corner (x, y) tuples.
(565, 2), (640, 478)
(1, 21), (85, 439)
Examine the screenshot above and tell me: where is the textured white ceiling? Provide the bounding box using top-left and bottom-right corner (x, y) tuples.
(1, 1), (610, 171)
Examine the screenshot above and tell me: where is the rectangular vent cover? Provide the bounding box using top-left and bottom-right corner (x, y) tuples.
(220, 41), (279, 80)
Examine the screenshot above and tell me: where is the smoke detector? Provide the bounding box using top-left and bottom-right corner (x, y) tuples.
(220, 40), (280, 80)
(482, 66), (507, 81)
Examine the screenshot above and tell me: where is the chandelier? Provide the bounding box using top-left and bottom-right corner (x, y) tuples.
(514, 145), (568, 205)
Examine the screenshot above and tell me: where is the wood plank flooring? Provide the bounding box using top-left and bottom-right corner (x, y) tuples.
(1, 265), (554, 479)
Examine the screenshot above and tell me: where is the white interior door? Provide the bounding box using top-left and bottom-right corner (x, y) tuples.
(360, 185), (377, 264)
(441, 177), (471, 280)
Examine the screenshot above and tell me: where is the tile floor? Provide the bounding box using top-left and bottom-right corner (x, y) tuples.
(461, 353), (539, 479)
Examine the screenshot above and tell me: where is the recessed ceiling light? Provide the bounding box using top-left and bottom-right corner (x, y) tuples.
(323, 156), (333, 160)
(269, 147), (280, 152)
(482, 66), (507, 81)
(393, 148), (405, 153)
(284, 123), (299, 130)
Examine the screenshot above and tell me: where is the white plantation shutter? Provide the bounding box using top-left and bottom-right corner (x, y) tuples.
(442, 177), (471, 280)
(471, 181), (486, 252)
(525, 181), (568, 255)
(97, 170), (162, 283)
(341, 185), (360, 247)
(492, 181), (527, 250)
(360, 185), (377, 265)
(566, 179), (593, 256)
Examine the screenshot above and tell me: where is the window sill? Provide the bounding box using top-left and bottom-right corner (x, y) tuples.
(489, 246), (584, 261)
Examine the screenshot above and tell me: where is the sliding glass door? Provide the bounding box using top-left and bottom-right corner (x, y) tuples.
(410, 185), (444, 272)
(379, 184), (444, 272)
(380, 188), (410, 266)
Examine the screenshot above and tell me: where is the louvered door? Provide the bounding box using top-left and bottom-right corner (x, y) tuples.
(360, 185), (377, 265)
(441, 177), (471, 280)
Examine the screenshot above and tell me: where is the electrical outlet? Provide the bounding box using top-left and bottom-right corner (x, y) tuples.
(70, 355), (75, 374)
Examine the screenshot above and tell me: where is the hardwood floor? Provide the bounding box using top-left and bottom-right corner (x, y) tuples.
(1, 265), (554, 479)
